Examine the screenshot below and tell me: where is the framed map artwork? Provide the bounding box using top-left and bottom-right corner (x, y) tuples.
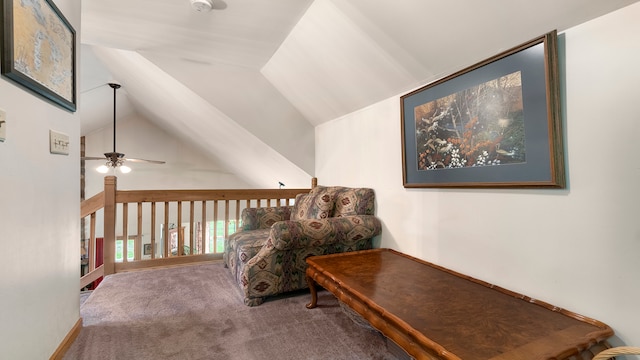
(1, 0), (76, 112)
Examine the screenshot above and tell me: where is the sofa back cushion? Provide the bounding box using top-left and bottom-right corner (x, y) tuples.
(241, 206), (292, 230)
(291, 192), (334, 220)
(310, 186), (376, 217)
(334, 187), (375, 216)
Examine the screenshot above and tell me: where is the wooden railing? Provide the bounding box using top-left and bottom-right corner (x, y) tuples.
(80, 176), (315, 289)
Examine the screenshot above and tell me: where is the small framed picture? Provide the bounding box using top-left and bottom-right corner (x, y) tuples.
(143, 243), (152, 256)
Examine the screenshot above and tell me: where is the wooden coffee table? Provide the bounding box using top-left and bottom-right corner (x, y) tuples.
(305, 248), (613, 360)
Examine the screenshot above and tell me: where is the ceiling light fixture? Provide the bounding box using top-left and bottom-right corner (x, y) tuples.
(97, 83), (131, 174)
(82, 82), (165, 174)
(96, 164), (131, 174)
(190, 0), (213, 12)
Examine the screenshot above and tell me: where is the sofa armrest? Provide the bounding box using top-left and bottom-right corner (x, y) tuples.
(240, 206), (293, 231)
(267, 215), (382, 251)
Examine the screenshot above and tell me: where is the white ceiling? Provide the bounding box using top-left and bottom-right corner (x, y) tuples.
(79, 0), (639, 186)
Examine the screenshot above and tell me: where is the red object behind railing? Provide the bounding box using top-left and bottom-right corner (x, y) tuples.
(93, 237), (103, 288)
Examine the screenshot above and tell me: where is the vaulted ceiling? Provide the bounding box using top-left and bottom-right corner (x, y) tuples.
(79, 0), (638, 187)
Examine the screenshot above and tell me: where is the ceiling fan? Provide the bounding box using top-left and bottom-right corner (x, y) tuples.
(83, 82), (165, 174)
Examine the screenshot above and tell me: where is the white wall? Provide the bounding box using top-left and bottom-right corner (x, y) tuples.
(0, 0), (81, 358)
(316, 3), (640, 352)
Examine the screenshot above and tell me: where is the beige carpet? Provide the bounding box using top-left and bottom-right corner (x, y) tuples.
(63, 262), (402, 360)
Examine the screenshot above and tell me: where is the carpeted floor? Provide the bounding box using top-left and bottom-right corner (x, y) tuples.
(63, 262), (402, 360)
(79, 290), (92, 307)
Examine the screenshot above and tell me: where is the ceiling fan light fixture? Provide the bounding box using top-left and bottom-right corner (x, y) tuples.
(190, 0), (213, 12)
(83, 82), (165, 173)
(97, 165), (110, 174)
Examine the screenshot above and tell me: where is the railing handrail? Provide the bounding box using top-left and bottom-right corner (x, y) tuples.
(80, 264), (104, 289)
(114, 188), (309, 203)
(82, 188), (308, 212)
(81, 192), (105, 218)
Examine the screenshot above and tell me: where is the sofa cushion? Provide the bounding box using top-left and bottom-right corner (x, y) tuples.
(240, 206), (291, 231)
(225, 228), (271, 284)
(310, 186), (375, 217)
(334, 188), (375, 216)
(291, 192), (334, 220)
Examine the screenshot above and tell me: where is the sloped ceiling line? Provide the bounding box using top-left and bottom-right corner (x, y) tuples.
(262, 0), (420, 126)
(89, 45), (312, 188)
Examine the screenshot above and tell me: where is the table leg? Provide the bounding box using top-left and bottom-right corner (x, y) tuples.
(306, 275), (318, 309)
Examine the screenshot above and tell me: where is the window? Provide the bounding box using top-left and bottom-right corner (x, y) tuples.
(115, 237), (137, 262)
(116, 239), (136, 262)
(207, 220), (236, 254)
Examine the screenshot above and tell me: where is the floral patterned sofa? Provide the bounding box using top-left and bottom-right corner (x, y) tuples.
(223, 186), (382, 306)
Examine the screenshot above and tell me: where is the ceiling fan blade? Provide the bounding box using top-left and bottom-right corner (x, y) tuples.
(80, 155), (165, 164)
(124, 158), (166, 164)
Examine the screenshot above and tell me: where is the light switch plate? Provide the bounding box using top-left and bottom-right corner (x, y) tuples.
(0, 108), (6, 142)
(50, 129), (70, 155)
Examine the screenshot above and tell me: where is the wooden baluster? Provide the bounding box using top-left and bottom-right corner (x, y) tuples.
(163, 202), (169, 259)
(189, 201), (195, 255)
(224, 200), (230, 243)
(213, 200), (219, 254)
(201, 201), (206, 255)
(89, 213), (96, 272)
(103, 176), (116, 275)
(151, 202), (156, 259)
(122, 203), (129, 262)
(235, 200), (240, 234)
(177, 201), (183, 256)
(136, 202), (142, 260)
